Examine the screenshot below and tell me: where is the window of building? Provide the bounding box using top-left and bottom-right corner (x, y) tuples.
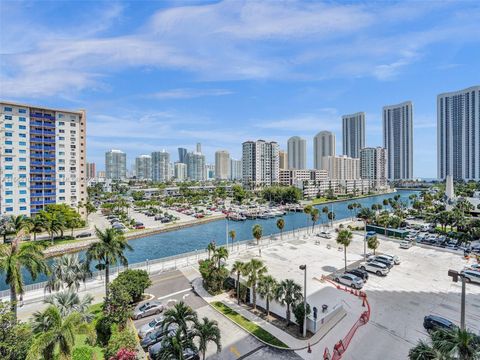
(59, 189), (65, 193)
(59, 129), (65, 133)
(5, 199), (13, 204)
(60, 181), (65, 185)
(59, 166), (65, 171)
(19, 149), (26, 154)
(5, 140), (12, 145)
(19, 198), (26, 203)
(19, 109), (27, 114)
(20, 206), (27, 211)
(5, 165), (13, 170)
(19, 174), (26, 178)
(4, 115), (12, 120)
(58, 114), (64, 118)
(59, 197), (65, 201)
(5, 132), (12, 137)
(19, 133), (26, 138)
(19, 141), (26, 146)
(19, 125), (26, 130)
(19, 190), (27, 194)
(5, 157), (12, 162)
(4, 107), (12, 112)
(19, 166), (27, 171)
(5, 149), (12, 153)
(5, 190), (13, 195)
(59, 151), (65, 155)
(59, 136), (65, 140)
(19, 117), (26, 122)
(4, 123), (12, 129)
(19, 182), (26, 187)
(58, 121), (64, 125)
(5, 207), (13, 212)
(19, 157), (26, 162)
(5, 182), (13, 186)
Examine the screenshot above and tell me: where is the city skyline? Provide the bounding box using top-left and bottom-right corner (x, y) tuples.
(1, 1), (480, 178)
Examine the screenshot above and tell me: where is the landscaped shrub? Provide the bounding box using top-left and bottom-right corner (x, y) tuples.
(109, 348), (137, 360)
(104, 326), (138, 360)
(199, 259), (228, 294)
(112, 269), (152, 303)
(103, 283), (133, 328)
(72, 346), (94, 360)
(95, 316), (112, 346)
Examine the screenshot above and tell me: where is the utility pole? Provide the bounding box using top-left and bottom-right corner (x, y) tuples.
(299, 264), (307, 338)
(448, 269), (466, 330)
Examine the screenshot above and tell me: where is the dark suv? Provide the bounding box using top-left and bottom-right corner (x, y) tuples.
(346, 268), (369, 281)
(423, 315), (456, 332)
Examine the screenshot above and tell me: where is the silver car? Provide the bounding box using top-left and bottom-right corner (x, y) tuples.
(133, 300), (164, 320)
(138, 316), (163, 338)
(461, 270), (480, 284)
(334, 274), (364, 289)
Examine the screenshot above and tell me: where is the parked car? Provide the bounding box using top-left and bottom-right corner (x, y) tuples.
(134, 223), (145, 229)
(360, 261), (389, 276)
(378, 254), (400, 265)
(367, 256), (394, 268)
(461, 270), (480, 284)
(141, 327), (176, 350)
(133, 301), (164, 320)
(346, 268), (369, 281)
(465, 264), (480, 271)
(154, 215), (163, 221)
(334, 274), (364, 289)
(423, 315), (456, 332)
(138, 317), (163, 338)
(400, 241), (413, 249)
(316, 231), (332, 239)
(75, 232), (92, 238)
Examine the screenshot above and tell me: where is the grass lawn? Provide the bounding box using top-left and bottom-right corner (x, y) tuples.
(311, 197), (329, 205)
(212, 301), (288, 349)
(74, 334), (104, 360)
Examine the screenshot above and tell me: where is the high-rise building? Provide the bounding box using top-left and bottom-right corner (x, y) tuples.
(313, 131), (335, 170)
(279, 150), (287, 170)
(230, 159), (242, 181)
(151, 150), (170, 182)
(215, 150), (230, 180)
(242, 140), (279, 188)
(287, 136), (307, 169)
(383, 101), (413, 180)
(360, 147), (388, 189)
(186, 152), (206, 181)
(135, 155), (152, 180)
(206, 164), (215, 180)
(174, 162), (187, 181)
(342, 112), (365, 158)
(0, 102), (87, 216)
(320, 155), (360, 180)
(106, 149), (127, 180)
(437, 86), (480, 180)
(178, 147), (187, 164)
(196, 143), (202, 153)
(86, 162), (96, 179)
(97, 171), (106, 178)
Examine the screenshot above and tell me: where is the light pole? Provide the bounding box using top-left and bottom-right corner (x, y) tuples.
(299, 264), (307, 338)
(448, 269), (466, 330)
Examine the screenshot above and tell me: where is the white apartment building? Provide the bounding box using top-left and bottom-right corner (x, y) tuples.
(186, 152), (206, 181)
(383, 101), (413, 180)
(437, 86), (480, 180)
(105, 149), (126, 180)
(135, 154), (152, 180)
(242, 140), (279, 188)
(174, 162), (187, 181)
(230, 159), (242, 181)
(151, 150), (170, 182)
(342, 112), (365, 158)
(287, 136), (307, 169)
(279, 169), (328, 187)
(320, 155), (360, 180)
(360, 147), (388, 190)
(313, 131), (335, 170)
(301, 179), (371, 199)
(0, 102), (87, 217)
(215, 150), (230, 180)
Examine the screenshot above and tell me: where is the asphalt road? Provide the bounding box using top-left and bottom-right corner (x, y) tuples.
(133, 270), (301, 360)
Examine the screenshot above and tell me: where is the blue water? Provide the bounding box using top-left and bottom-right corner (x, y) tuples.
(1, 190), (418, 290)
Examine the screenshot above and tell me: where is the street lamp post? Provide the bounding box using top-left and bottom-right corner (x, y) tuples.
(299, 264), (307, 338)
(448, 269), (466, 330)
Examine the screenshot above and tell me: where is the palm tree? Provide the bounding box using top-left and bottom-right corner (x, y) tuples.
(257, 275), (278, 317)
(321, 206), (329, 228)
(228, 230), (236, 251)
(408, 340), (448, 360)
(38, 211), (63, 244)
(159, 329), (197, 360)
(162, 301), (198, 337)
(207, 241), (216, 260)
(328, 211), (335, 228)
(276, 218), (285, 240)
(275, 279), (303, 326)
(252, 224), (263, 246)
(9, 215), (30, 236)
(431, 327), (480, 360)
(44, 290), (94, 322)
(336, 229), (353, 272)
(27, 305), (94, 360)
(230, 261), (244, 305)
(45, 254), (91, 293)
(358, 207), (375, 260)
(378, 211), (391, 236)
(347, 203), (355, 220)
(311, 208), (320, 233)
(367, 235), (380, 255)
(26, 216), (45, 242)
(242, 259), (267, 310)
(0, 232), (49, 320)
(212, 247), (228, 269)
(85, 227), (132, 299)
(193, 317), (221, 360)
(303, 205), (312, 233)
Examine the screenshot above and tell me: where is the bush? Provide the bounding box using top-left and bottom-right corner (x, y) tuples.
(95, 316), (112, 346)
(112, 269), (152, 303)
(110, 348), (137, 360)
(293, 302), (311, 335)
(105, 326), (138, 360)
(72, 346), (94, 360)
(103, 282), (133, 328)
(199, 259), (228, 294)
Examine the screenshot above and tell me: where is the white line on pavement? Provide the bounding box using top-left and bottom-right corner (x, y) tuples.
(157, 288), (192, 301)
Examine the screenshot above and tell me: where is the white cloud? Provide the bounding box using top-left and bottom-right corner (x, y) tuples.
(149, 88), (233, 99)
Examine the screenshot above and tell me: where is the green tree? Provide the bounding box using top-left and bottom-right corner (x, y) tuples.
(377, 211), (391, 236)
(28, 306), (94, 360)
(276, 218), (285, 240)
(193, 317), (221, 360)
(328, 211), (336, 227)
(44, 290), (94, 322)
(162, 302), (198, 337)
(367, 235), (380, 255)
(275, 279), (303, 326)
(228, 230), (236, 251)
(311, 208), (320, 233)
(303, 205), (312, 233)
(212, 247), (229, 269)
(0, 235), (49, 320)
(230, 261), (245, 305)
(257, 275), (278, 316)
(0, 301), (33, 360)
(85, 227), (132, 299)
(37, 211), (63, 244)
(45, 254), (91, 293)
(112, 269), (152, 303)
(293, 302), (311, 335)
(252, 224), (263, 246)
(158, 329), (197, 360)
(104, 281), (133, 327)
(337, 229), (353, 272)
(104, 325), (138, 360)
(26, 216), (45, 242)
(242, 259), (267, 310)
(207, 241), (216, 260)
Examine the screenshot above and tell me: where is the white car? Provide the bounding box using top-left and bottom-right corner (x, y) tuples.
(380, 254), (400, 265)
(138, 316), (163, 338)
(400, 241), (413, 249)
(317, 231), (332, 239)
(334, 274), (364, 289)
(465, 264), (480, 272)
(461, 270), (480, 284)
(359, 261), (390, 276)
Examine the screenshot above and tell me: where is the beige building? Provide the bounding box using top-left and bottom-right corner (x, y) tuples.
(215, 150), (230, 180)
(279, 150), (287, 170)
(279, 169), (328, 186)
(320, 155), (360, 180)
(313, 131), (336, 170)
(86, 162), (96, 179)
(360, 147), (388, 190)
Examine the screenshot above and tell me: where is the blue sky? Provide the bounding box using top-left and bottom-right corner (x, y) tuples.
(1, 0), (479, 178)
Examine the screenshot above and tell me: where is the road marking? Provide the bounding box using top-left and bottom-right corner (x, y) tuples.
(157, 288), (192, 301)
(183, 293), (190, 300)
(152, 273), (185, 284)
(230, 346), (241, 357)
